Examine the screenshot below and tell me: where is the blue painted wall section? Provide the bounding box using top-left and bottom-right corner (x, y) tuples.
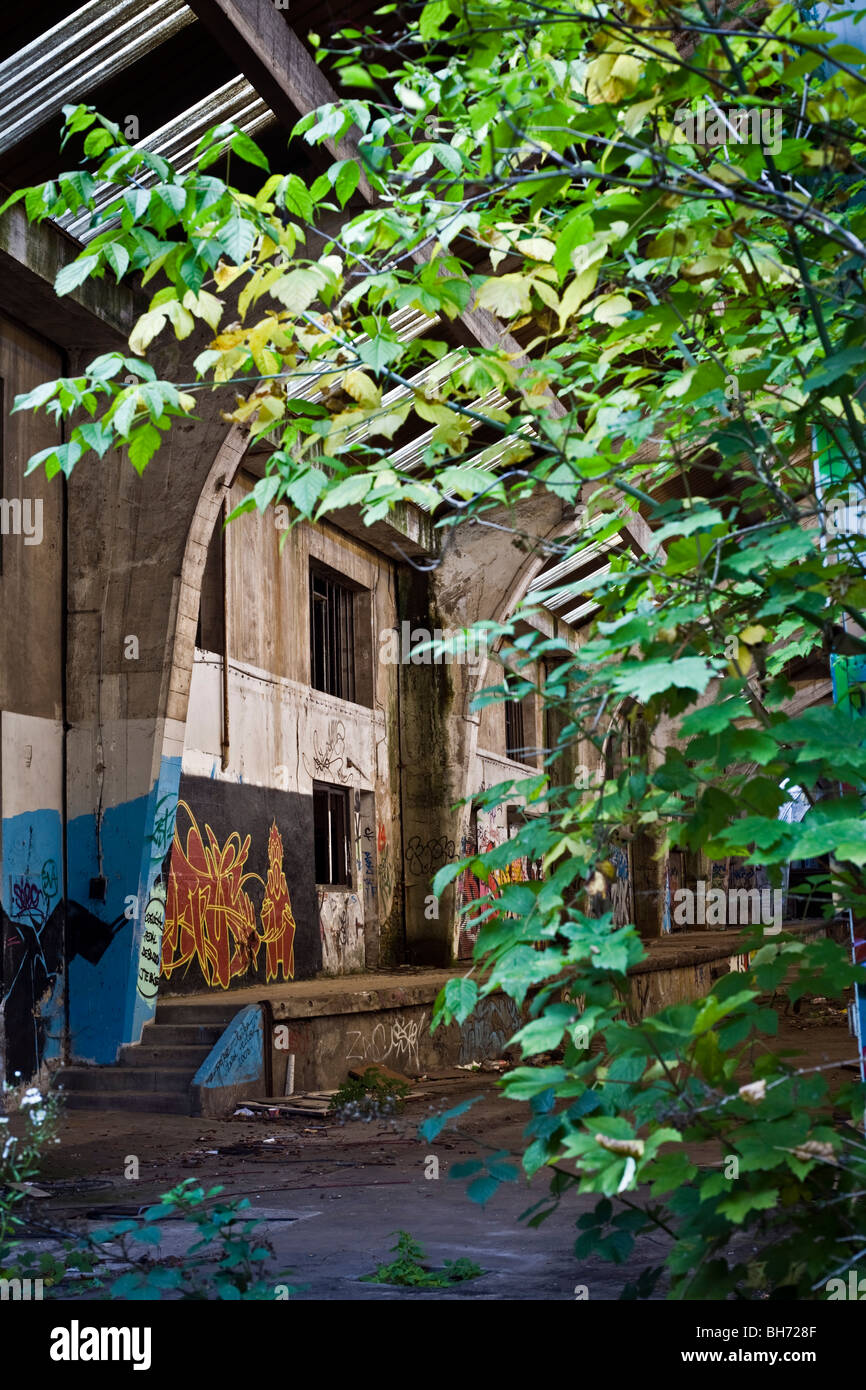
(190, 1003), (265, 1117)
(0, 807), (64, 1079)
(66, 754), (181, 1066)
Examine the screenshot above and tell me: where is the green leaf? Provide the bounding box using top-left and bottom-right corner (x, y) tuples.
(128, 422), (162, 474)
(55, 254), (100, 296)
(278, 174), (313, 220)
(284, 467), (327, 517)
(803, 347), (866, 391)
(467, 1174), (501, 1205)
(12, 380), (60, 413)
(417, 1095), (483, 1142)
(231, 131), (270, 171)
(611, 658), (715, 701)
(716, 1187), (779, 1223)
(334, 160), (361, 208)
(442, 976), (478, 1024)
(356, 336), (402, 373)
(103, 243), (130, 281)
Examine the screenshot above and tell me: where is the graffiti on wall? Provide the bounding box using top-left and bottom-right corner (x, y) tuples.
(609, 843), (632, 927)
(457, 994), (521, 1065)
(161, 802), (297, 990)
(318, 889), (363, 974)
(405, 835), (455, 877)
(302, 720), (350, 784)
(148, 792), (178, 868)
(456, 809), (542, 959)
(365, 822), (394, 914)
(346, 1011), (426, 1071)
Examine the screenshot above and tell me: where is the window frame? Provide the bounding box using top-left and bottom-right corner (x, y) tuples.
(313, 781), (353, 887)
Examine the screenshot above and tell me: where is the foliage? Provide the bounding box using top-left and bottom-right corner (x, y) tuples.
(83, 1180), (302, 1300)
(0, 1085), (70, 1291)
(4, 0), (866, 1298)
(360, 1229), (484, 1287)
(329, 1067), (410, 1120)
(2, 1100), (299, 1298)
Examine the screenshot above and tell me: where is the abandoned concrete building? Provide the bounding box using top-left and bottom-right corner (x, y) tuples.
(0, 1), (847, 1115)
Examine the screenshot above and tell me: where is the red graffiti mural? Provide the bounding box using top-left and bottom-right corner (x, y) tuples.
(161, 803), (296, 989)
(260, 821), (296, 980)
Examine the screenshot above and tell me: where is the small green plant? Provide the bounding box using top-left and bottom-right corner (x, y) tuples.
(329, 1068), (409, 1122)
(361, 1230), (484, 1288)
(85, 1180), (303, 1300)
(3, 1104), (301, 1299)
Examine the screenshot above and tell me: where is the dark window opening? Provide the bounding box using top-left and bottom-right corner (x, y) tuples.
(311, 567), (356, 702)
(196, 518), (225, 655)
(505, 698), (526, 762)
(313, 783), (352, 885)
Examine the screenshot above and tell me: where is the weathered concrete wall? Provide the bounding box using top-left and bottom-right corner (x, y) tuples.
(174, 473), (402, 983)
(269, 989), (522, 1093)
(0, 316), (65, 1084)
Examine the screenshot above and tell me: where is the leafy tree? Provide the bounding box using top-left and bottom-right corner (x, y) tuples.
(4, 0), (866, 1297)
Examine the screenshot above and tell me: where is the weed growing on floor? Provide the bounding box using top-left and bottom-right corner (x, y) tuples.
(360, 1230), (484, 1288)
(329, 1068), (409, 1123)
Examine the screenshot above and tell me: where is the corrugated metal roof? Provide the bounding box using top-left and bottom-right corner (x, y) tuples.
(0, 0), (195, 156)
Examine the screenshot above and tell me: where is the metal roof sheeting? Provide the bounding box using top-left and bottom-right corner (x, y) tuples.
(0, 0), (195, 156)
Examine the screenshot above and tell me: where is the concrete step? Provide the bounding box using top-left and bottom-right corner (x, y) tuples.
(57, 1066), (193, 1094)
(155, 999), (243, 1026)
(139, 1021), (225, 1048)
(117, 1044), (211, 1069)
(61, 1090), (192, 1115)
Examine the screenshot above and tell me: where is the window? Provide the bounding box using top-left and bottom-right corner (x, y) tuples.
(195, 514), (225, 654)
(310, 566), (356, 702)
(313, 783), (352, 885)
(505, 698), (526, 762)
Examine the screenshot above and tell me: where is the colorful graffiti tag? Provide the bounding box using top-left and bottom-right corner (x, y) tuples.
(161, 802), (297, 990)
(456, 811), (542, 959)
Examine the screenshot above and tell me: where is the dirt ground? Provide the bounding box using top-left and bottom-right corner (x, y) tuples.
(8, 1000), (861, 1301)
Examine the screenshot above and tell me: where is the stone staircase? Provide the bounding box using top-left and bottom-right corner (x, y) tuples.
(55, 999), (244, 1114)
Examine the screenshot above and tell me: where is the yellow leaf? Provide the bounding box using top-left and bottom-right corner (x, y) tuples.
(183, 290), (223, 331)
(515, 236), (556, 262)
(591, 292), (632, 325)
(165, 300), (195, 340)
(366, 402), (411, 440)
(212, 329), (245, 350)
(129, 309), (167, 356)
(414, 393), (458, 426)
(214, 259), (249, 290)
(342, 369), (380, 408)
(557, 266), (601, 330)
(586, 52), (643, 103)
(610, 54), (643, 96)
(474, 273), (533, 319)
(681, 252), (729, 281)
(740, 624), (768, 646)
(665, 368), (696, 399)
(622, 94), (662, 135)
(532, 278), (560, 312)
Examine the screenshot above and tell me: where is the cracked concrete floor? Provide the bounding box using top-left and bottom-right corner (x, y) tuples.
(11, 1007), (858, 1301)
